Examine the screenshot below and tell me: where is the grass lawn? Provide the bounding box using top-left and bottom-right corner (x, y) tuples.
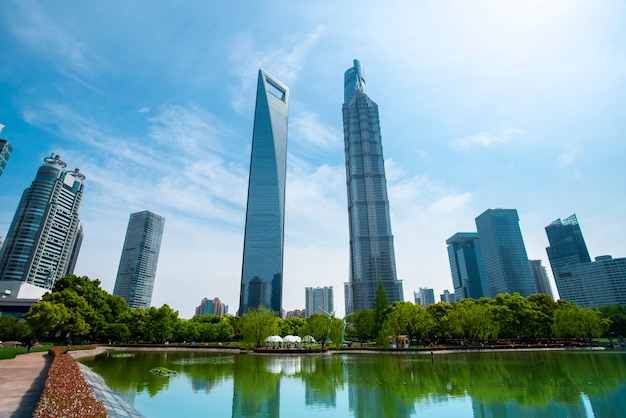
(0, 344), (53, 360)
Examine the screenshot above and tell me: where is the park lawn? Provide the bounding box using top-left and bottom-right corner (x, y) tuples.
(0, 344), (53, 360)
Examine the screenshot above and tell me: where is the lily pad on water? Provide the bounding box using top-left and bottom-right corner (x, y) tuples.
(150, 367), (178, 377)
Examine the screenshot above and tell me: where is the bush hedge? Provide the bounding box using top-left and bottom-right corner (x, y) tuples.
(33, 346), (108, 418)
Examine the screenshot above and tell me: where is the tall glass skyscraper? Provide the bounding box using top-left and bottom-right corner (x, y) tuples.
(475, 208), (536, 297)
(545, 214), (591, 277)
(446, 232), (488, 300)
(239, 70), (289, 316)
(529, 259), (554, 299)
(343, 59), (403, 313)
(0, 154), (85, 288)
(113, 210), (165, 309)
(0, 139), (12, 177)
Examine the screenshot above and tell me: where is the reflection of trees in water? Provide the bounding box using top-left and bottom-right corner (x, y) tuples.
(232, 355), (281, 418)
(339, 351), (626, 416)
(81, 350), (626, 416)
(84, 351), (235, 397)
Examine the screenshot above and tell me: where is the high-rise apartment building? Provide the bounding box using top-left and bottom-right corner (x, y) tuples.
(66, 222), (84, 279)
(343, 59), (403, 313)
(545, 214), (591, 278)
(414, 287), (436, 307)
(305, 286), (334, 317)
(440, 289), (456, 304)
(545, 214), (626, 307)
(113, 210), (165, 309)
(529, 259), (554, 299)
(195, 297), (226, 317)
(475, 209), (536, 297)
(553, 255), (626, 308)
(446, 232), (488, 300)
(239, 70), (289, 316)
(0, 154), (85, 288)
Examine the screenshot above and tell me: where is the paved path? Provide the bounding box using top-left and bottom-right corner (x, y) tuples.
(0, 351), (51, 418)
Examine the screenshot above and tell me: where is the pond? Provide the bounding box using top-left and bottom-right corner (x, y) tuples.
(79, 349), (626, 417)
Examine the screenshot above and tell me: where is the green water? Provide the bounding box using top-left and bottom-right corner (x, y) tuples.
(81, 349), (626, 417)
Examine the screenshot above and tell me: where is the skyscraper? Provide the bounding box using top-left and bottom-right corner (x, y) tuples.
(545, 214), (626, 307)
(414, 287), (435, 307)
(0, 154), (85, 288)
(0, 124), (12, 177)
(446, 232), (488, 300)
(545, 214), (591, 278)
(552, 255), (626, 308)
(239, 70), (289, 316)
(195, 297), (226, 317)
(113, 210), (165, 309)
(305, 286), (334, 317)
(440, 289), (456, 304)
(0, 140), (12, 177)
(343, 59), (403, 313)
(529, 259), (554, 299)
(475, 209), (536, 297)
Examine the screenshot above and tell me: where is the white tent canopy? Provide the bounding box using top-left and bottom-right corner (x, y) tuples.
(282, 335), (299, 343)
(265, 335), (283, 348)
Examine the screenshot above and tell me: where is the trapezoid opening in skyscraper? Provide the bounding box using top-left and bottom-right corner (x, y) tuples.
(239, 70), (289, 316)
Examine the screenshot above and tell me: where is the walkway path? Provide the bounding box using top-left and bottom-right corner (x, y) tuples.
(0, 351), (51, 418)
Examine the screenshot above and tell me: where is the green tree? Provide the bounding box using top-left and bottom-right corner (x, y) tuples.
(214, 319), (235, 342)
(0, 316), (31, 341)
(328, 316), (345, 349)
(147, 305), (179, 343)
(101, 323), (131, 343)
(495, 293), (541, 339)
(23, 300), (70, 339)
(227, 315), (244, 341)
(303, 313), (333, 349)
(280, 317), (306, 337)
(449, 298), (499, 341)
(379, 302), (434, 348)
(427, 302), (454, 341)
(374, 280), (389, 336)
(345, 310), (376, 343)
(527, 293), (558, 339)
(404, 303), (434, 344)
(553, 303), (609, 342)
(241, 307), (279, 348)
(121, 308), (149, 342)
(597, 304), (626, 337)
(379, 302), (407, 348)
(30, 275), (131, 342)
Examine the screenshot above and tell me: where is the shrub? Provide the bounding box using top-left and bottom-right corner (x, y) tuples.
(33, 346), (108, 418)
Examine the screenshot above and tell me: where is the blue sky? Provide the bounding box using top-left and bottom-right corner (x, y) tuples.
(1, 0), (624, 318)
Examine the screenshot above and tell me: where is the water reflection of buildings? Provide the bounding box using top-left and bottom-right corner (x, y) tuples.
(232, 387), (280, 418)
(472, 399), (588, 418)
(589, 384), (626, 417)
(347, 383), (415, 418)
(472, 384), (626, 418)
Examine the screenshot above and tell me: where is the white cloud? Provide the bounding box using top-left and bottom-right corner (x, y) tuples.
(290, 112), (342, 151)
(228, 25), (325, 112)
(7, 0), (107, 87)
(557, 145), (582, 168)
(451, 127), (522, 150)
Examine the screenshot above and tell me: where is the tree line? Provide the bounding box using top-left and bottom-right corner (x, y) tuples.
(2, 275), (625, 347)
(345, 282), (625, 346)
(4, 275), (345, 347)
